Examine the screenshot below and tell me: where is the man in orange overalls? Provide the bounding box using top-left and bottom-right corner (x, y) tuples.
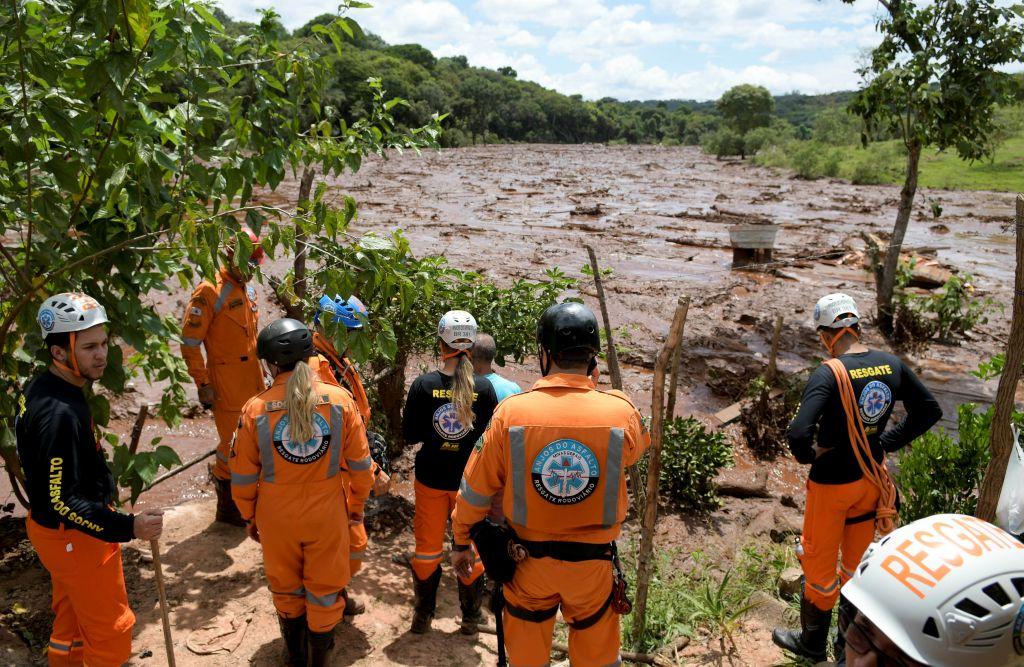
(231, 319), (374, 666)
(181, 227), (267, 525)
(452, 303), (650, 666)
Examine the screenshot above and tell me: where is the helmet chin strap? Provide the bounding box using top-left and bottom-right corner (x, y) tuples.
(819, 327), (859, 358)
(52, 331), (84, 379)
(539, 346), (552, 377)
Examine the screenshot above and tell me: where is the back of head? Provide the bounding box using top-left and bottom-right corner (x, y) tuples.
(537, 302), (600, 373)
(813, 292), (860, 331)
(439, 310), (478, 429)
(472, 333), (497, 366)
(257, 318), (314, 368)
(842, 513), (1024, 667)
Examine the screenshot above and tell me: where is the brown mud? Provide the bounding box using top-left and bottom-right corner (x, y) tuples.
(1, 144), (1017, 666)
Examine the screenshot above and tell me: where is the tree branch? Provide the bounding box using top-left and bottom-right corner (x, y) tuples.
(10, 0), (33, 275)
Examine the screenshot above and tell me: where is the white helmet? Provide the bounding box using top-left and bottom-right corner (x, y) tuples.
(842, 513), (1024, 667)
(438, 310), (477, 350)
(37, 293), (109, 337)
(813, 292), (860, 329)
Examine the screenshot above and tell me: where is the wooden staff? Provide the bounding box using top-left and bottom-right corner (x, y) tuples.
(766, 314), (784, 383)
(127, 403), (150, 456)
(976, 194), (1024, 521)
(150, 539), (176, 666)
(631, 298), (690, 650)
(585, 244), (623, 390)
(664, 299), (691, 418)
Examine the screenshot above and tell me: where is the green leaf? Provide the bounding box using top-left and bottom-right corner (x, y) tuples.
(153, 445), (181, 469)
(88, 394), (111, 427)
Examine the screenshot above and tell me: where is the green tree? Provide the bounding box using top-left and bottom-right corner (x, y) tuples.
(842, 0), (1024, 334)
(717, 84), (775, 136)
(386, 43), (437, 70)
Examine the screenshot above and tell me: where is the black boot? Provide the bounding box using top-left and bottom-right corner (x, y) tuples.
(410, 568), (442, 634)
(309, 629), (335, 667)
(833, 593), (856, 666)
(341, 588), (365, 617)
(772, 594), (832, 663)
(214, 476), (246, 526)
(458, 577), (486, 635)
(278, 615), (308, 667)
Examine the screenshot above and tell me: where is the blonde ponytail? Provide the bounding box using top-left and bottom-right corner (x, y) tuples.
(284, 360), (319, 444)
(452, 354), (475, 430)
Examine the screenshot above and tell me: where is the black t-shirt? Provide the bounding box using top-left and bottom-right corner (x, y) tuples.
(15, 372), (135, 542)
(402, 370), (498, 491)
(787, 350), (942, 485)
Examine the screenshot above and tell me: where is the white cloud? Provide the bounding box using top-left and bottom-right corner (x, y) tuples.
(505, 29), (542, 48)
(473, 0), (619, 28)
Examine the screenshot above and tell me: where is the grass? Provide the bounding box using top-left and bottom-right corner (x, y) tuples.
(753, 133), (1024, 193)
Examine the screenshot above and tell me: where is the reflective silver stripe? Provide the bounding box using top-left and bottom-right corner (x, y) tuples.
(271, 585), (305, 597)
(602, 428), (624, 529)
(182, 337), (203, 346)
(48, 640), (72, 652)
(231, 472), (259, 486)
(414, 552), (443, 560)
(327, 405), (343, 478)
(216, 450), (229, 463)
(306, 590), (340, 607)
(256, 415), (275, 482)
(71, 641), (83, 648)
(810, 579), (840, 595)
(510, 426), (527, 527)
(601, 660), (622, 667)
(346, 456), (372, 471)
(349, 549), (365, 561)
(459, 478), (493, 508)
(213, 283), (234, 314)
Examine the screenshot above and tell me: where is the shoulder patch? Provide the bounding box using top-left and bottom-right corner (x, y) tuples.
(266, 400), (286, 412)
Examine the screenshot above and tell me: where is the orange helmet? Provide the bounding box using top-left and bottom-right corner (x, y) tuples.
(226, 227), (265, 265)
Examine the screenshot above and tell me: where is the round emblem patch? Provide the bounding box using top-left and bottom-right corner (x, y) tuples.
(813, 302), (821, 323)
(39, 309), (56, 332)
(246, 286), (258, 312)
(272, 413), (331, 464)
(433, 403), (469, 439)
(531, 439), (600, 505)
(859, 380), (892, 425)
(1014, 603), (1024, 655)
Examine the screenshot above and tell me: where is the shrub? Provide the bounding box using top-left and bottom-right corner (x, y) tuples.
(892, 260), (992, 349)
(701, 127), (745, 158)
(635, 417), (732, 511)
(740, 375), (804, 460)
(896, 403), (993, 521)
(790, 141), (840, 179)
(848, 152), (889, 184)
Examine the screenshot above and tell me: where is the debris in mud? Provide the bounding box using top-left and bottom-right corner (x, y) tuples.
(186, 607), (254, 655)
(714, 467), (770, 498)
(739, 377), (802, 460)
(930, 223), (950, 234)
(564, 221), (604, 232)
(570, 202), (604, 216)
(705, 357), (763, 400)
(364, 494), (415, 538)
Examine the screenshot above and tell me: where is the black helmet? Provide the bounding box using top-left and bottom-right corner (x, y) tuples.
(537, 302), (600, 358)
(257, 318), (314, 367)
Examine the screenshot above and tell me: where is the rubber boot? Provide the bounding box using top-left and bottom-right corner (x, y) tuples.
(214, 476), (246, 527)
(277, 615), (308, 667)
(458, 576), (486, 635)
(342, 588), (365, 617)
(410, 568), (442, 634)
(772, 594), (832, 663)
(309, 629), (335, 667)
(833, 593), (856, 666)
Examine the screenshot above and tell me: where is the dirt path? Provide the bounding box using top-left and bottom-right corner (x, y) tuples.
(1, 144), (1018, 665)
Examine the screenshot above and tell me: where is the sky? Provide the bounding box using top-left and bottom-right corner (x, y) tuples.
(213, 0), (894, 101)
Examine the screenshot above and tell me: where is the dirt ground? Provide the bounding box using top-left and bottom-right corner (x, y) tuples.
(1, 144), (1018, 666)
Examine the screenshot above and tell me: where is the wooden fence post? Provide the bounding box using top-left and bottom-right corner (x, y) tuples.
(976, 194), (1024, 522)
(586, 244), (622, 390)
(766, 314), (784, 384)
(631, 298), (690, 650)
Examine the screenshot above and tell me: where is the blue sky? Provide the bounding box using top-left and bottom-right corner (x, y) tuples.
(214, 0), (893, 101)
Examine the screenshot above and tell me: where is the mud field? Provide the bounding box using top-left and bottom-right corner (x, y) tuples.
(1, 144), (1019, 666)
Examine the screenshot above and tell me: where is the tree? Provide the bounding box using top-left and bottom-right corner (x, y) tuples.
(717, 84), (775, 136)
(842, 0), (1024, 334)
(386, 43), (437, 70)
(498, 66), (517, 78)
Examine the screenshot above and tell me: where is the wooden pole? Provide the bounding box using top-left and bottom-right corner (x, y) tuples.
(976, 194), (1024, 522)
(664, 299), (691, 419)
(127, 403), (150, 456)
(586, 244), (623, 390)
(766, 314), (784, 384)
(150, 539), (177, 667)
(631, 298), (690, 650)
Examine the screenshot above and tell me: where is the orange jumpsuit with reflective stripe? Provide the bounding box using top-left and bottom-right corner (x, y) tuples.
(313, 337), (376, 576)
(453, 373), (650, 667)
(229, 372), (373, 632)
(180, 267), (265, 479)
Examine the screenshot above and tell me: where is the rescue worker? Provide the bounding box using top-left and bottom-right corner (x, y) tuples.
(230, 318), (373, 667)
(402, 310), (498, 634)
(180, 227), (267, 526)
(472, 332), (522, 402)
(311, 294), (391, 617)
(17, 293), (164, 667)
(773, 293), (942, 664)
(841, 513), (1024, 667)
(452, 302), (651, 666)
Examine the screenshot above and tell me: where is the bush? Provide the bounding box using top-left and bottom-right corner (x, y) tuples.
(893, 260), (992, 349)
(896, 404), (993, 521)
(848, 152), (889, 184)
(740, 375), (804, 460)
(790, 141), (840, 179)
(701, 127), (745, 158)
(635, 417), (732, 511)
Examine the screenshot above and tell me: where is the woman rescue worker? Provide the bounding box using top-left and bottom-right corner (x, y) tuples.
(311, 294), (391, 616)
(229, 318), (374, 667)
(772, 293), (942, 664)
(402, 310), (498, 634)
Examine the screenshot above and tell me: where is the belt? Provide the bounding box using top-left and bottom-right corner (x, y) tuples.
(519, 539), (614, 562)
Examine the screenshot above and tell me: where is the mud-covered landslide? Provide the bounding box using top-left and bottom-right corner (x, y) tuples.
(0, 144), (1017, 666)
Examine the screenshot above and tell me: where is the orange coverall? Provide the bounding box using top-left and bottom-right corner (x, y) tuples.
(453, 373), (650, 667)
(229, 372), (374, 632)
(181, 267), (265, 480)
(313, 334), (378, 575)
